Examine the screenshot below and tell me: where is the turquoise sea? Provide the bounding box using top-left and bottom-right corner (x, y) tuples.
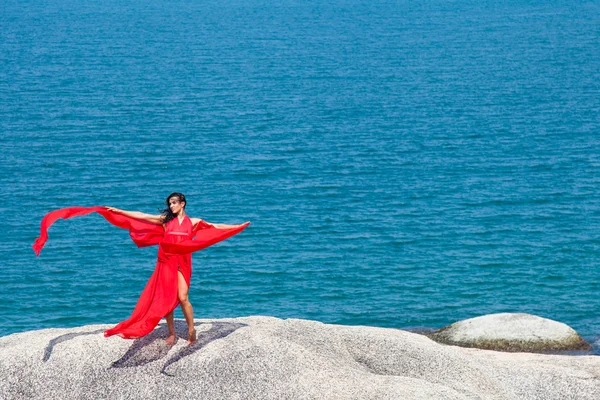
(1, 0), (599, 346)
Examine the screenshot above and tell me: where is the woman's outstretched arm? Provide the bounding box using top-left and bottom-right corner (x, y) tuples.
(106, 207), (165, 225)
(191, 218), (249, 229)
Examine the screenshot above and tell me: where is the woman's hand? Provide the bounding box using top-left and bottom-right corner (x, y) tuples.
(106, 206), (122, 213)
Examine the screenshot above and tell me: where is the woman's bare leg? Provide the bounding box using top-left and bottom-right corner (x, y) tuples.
(177, 271), (196, 345)
(165, 311), (176, 345)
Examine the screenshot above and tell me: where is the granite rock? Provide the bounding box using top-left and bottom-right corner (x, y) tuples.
(429, 313), (591, 353)
(1, 316), (599, 399)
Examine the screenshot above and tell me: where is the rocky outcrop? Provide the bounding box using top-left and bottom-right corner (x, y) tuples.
(429, 313), (591, 353)
(1, 316), (599, 399)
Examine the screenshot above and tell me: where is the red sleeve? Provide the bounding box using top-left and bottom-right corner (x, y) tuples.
(192, 219), (212, 231)
(32, 206), (164, 256)
(160, 222), (250, 254)
(33, 207), (249, 257)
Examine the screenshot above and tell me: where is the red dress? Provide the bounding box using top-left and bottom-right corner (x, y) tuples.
(32, 206), (249, 339)
(104, 215), (196, 339)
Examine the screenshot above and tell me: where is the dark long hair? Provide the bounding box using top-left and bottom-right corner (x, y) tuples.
(160, 192), (187, 224)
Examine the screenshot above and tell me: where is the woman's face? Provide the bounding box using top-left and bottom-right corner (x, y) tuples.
(168, 197), (185, 215)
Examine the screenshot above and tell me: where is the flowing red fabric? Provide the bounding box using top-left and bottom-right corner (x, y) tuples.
(33, 206), (250, 339)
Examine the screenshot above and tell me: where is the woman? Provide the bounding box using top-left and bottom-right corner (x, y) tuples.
(33, 192), (249, 345)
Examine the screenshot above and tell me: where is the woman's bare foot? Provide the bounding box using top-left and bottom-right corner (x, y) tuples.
(165, 334), (176, 345)
(187, 329), (197, 345)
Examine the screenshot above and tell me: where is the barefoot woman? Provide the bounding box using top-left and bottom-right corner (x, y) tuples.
(106, 192), (247, 345)
(33, 192), (249, 345)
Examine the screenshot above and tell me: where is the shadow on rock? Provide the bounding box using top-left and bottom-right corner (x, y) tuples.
(110, 323), (177, 368)
(43, 329), (106, 362)
(161, 321), (247, 376)
(109, 321), (247, 372)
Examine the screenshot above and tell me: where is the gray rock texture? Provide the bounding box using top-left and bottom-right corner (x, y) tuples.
(1, 316), (599, 399)
(429, 313), (591, 353)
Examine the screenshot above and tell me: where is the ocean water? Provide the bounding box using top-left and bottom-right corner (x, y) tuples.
(1, 0), (599, 345)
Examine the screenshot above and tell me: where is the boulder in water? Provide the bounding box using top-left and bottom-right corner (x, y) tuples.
(429, 313), (591, 353)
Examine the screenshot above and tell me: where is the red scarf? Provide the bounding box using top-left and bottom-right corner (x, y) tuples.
(33, 206), (249, 256)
